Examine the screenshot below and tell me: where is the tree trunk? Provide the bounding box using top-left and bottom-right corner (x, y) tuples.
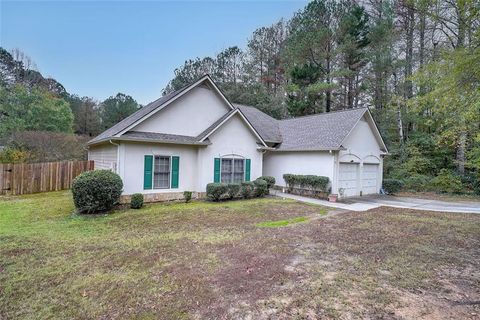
(397, 106), (404, 143)
(456, 130), (466, 175)
(404, 5), (414, 99)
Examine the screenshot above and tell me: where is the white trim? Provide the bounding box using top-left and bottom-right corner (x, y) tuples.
(338, 108), (388, 153)
(199, 109), (268, 147)
(116, 75), (234, 137)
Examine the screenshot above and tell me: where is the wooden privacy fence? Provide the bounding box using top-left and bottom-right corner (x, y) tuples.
(0, 160), (94, 195)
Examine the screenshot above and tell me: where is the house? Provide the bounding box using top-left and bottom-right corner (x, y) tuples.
(87, 75), (388, 201)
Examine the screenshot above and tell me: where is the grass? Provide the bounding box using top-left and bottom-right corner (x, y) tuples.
(255, 216), (309, 228)
(1, 191), (479, 319)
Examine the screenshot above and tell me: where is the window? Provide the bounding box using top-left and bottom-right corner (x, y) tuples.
(153, 156), (170, 189)
(221, 158), (245, 183)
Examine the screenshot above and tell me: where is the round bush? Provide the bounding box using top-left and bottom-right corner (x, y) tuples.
(227, 183), (241, 199)
(382, 179), (404, 194)
(183, 191), (193, 203)
(258, 176), (275, 189)
(130, 193), (144, 209)
(206, 183), (228, 201)
(72, 170), (123, 214)
(240, 181), (255, 199)
(253, 178), (268, 197)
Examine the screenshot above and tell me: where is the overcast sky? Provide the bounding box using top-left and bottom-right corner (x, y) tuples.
(1, 1), (307, 105)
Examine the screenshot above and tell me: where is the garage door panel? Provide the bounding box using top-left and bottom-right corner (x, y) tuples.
(362, 164), (379, 195)
(339, 163), (359, 197)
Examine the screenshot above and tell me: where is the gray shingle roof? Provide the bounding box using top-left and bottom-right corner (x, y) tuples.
(276, 108), (367, 151)
(234, 105), (368, 151)
(120, 131), (209, 145)
(234, 104), (282, 143)
(88, 82), (194, 145)
(196, 109), (237, 141)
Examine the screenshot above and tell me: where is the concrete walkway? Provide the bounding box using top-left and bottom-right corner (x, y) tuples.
(275, 191), (380, 212)
(275, 191), (480, 214)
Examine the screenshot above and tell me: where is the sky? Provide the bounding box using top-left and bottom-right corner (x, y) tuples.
(1, 0), (307, 105)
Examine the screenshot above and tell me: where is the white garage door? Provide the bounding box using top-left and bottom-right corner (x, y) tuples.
(339, 163), (359, 197)
(362, 164), (379, 195)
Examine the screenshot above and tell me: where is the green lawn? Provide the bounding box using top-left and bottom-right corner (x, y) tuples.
(1, 191), (479, 319)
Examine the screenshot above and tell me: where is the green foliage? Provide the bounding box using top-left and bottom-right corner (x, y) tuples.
(183, 191), (193, 203)
(382, 179), (404, 194)
(403, 175), (431, 192)
(226, 184), (241, 200)
(206, 183), (228, 201)
(258, 176), (275, 189)
(0, 146), (29, 163)
(100, 93), (139, 130)
(0, 85), (73, 137)
(130, 193), (144, 209)
(71, 170), (123, 214)
(240, 181), (255, 199)
(473, 176), (480, 195)
(256, 216), (309, 228)
(430, 169), (463, 194)
(283, 174), (329, 192)
(253, 178), (268, 197)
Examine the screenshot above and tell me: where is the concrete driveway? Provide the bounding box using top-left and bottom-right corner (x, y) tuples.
(276, 191), (480, 213)
(345, 194), (480, 214)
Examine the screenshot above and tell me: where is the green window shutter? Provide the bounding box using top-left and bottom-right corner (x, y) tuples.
(214, 158), (220, 182)
(171, 156), (179, 188)
(245, 159), (251, 181)
(143, 155), (153, 190)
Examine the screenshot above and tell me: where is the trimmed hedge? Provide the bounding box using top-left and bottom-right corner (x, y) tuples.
(130, 193), (144, 209)
(253, 178), (268, 197)
(72, 170), (123, 214)
(283, 174), (329, 192)
(382, 179), (404, 194)
(206, 179), (269, 202)
(227, 183), (241, 199)
(241, 181), (255, 199)
(206, 183), (228, 201)
(258, 176), (275, 189)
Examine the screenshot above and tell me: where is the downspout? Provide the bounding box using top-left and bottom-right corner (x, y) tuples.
(109, 140), (120, 174)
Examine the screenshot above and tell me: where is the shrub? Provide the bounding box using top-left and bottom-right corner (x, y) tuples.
(241, 181), (255, 199)
(130, 193), (144, 209)
(258, 176), (275, 189)
(283, 174), (329, 192)
(226, 183), (241, 199)
(382, 179), (404, 194)
(206, 183), (228, 201)
(183, 191), (193, 203)
(72, 170), (123, 214)
(403, 174), (431, 191)
(283, 174), (296, 192)
(473, 175), (480, 195)
(253, 178), (268, 197)
(430, 169), (463, 194)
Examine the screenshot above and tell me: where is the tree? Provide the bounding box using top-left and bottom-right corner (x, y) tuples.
(100, 93), (140, 130)
(66, 94), (102, 136)
(0, 85), (73, 137)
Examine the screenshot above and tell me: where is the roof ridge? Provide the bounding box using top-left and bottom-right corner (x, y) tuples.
(280, 107), (368, 122)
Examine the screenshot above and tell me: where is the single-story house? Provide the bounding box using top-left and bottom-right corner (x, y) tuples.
(87, 75), (388, 201)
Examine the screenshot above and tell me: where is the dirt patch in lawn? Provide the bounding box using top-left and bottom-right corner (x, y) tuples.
(1, 193), (479, 319)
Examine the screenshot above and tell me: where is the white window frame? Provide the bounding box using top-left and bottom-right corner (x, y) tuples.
(220, 155), (245, 184)
(153, 155), (171, 189)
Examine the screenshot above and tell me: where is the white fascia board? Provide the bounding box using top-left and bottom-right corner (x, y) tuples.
(199, 109), (268, 147)
(115, 75), (233, 138)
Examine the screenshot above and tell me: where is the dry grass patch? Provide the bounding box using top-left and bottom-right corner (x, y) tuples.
(1, 192), (479, 319)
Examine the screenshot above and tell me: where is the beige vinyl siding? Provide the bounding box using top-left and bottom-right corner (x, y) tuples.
(88, 144), (118, 171)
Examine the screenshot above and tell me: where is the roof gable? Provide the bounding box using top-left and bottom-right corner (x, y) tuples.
(88, 75), (233, 145)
